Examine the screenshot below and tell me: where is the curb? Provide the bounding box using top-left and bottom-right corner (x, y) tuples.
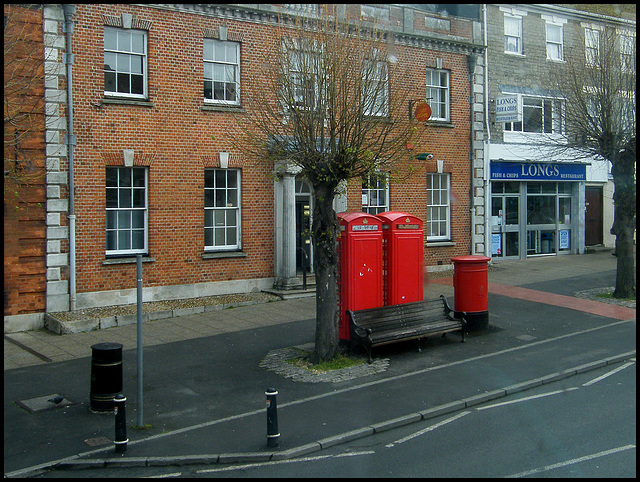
(9, 350), (634, 477)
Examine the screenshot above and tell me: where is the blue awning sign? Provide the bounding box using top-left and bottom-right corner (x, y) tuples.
(490, 162), (586, 181)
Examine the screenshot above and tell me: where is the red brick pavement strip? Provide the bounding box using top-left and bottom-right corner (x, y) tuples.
(431, 277), (636, 321)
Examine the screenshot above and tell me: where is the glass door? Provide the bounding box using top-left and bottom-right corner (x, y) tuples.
(491, 195), (520, 258)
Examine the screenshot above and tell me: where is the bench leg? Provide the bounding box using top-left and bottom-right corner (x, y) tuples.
(367, 348), (373, 364)
(461, 328), (466, 343)
(417, 338), (422, 353)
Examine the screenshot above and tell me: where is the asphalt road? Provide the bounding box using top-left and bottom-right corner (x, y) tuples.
(33, 358), (636, 478)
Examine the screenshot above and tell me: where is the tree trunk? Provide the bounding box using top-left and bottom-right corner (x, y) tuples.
(310, 183), (340, 363)
(610, 151), (636, 300)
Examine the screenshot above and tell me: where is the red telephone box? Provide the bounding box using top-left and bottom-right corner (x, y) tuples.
(337, 212), (383, 341)
(376, 211), (424, 305)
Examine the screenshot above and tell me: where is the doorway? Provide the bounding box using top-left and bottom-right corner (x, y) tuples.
(491, 182), (520, 258)
(295, 178), (313, 273)
(585, 186), (603, 246)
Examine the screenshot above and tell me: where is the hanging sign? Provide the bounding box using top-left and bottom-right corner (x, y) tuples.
(495, 95), (521, 123)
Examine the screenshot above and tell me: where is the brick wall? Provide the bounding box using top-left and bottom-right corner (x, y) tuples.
(4, 5), (48, 317)
(40, 4), (479, 311)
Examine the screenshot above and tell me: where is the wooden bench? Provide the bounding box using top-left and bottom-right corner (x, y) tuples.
(347, 295), (467, 363)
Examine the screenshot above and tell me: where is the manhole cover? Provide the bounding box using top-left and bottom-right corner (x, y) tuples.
(16, 394), (75, 413)
(84, 436), (111, 447)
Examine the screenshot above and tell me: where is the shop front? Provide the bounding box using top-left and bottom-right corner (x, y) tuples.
(489, 161), (587, 259)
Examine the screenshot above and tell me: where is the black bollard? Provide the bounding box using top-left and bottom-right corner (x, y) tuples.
(265, 388), (279, 447)
(114, 394), (128, 453)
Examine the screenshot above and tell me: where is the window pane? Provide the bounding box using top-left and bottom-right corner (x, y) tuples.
(204, 189), (214, 207)
(106, 189), (118, 208)
(215, 170), (227, 187)
(118, 231), (131, 250)
(117, 72), (130, 93)
(226, 43), (237, 63)
(132, 230), (144, 249)
(118, 211), (131, 229)
(130, 56), (142, 74)
(106, 211), (117, 229)
(204, 228), (213, 246)
(104, 29), (117, 50)
(132, 210), (145, 228)
(547, 24), (562, 43)
(104, 52), (117, 71)
(117, 30), (131, 51)
(105, 71), (116, 92)
(132, 168), (145, 186)
(215, 228), (225, 246)
(227, 227), (237, 245)
(214, 210), (225, 226)
(119, 168), (132, 186)
(131, 32), (144, 54)
(204, 209), (213, 228)
(132, 189), (145, 208)
(106, 231), (117, 250)
(131, 74), (144, 95)
(203, 39), (214, 61)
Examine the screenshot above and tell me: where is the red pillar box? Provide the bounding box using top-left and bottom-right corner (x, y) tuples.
(376, 211), (424, 306)
(337, 212), (383, 342)
(451, 255), (491, 331)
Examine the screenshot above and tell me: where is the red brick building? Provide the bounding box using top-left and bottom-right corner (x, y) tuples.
(5, 4), (486, 331)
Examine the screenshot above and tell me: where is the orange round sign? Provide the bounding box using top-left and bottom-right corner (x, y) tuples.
(414, 102), (431, 122)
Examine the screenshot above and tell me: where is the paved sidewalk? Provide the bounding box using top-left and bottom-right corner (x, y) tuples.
(3, 248), (636, 477)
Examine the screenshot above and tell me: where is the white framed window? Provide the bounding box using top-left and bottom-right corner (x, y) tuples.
(619, 33), (635, 71)
(106, 167), (147, 255)
(585, 28), (600, 65)
(426, 173), (450, 241)
(504, 96), (563, 135)
(363, 60), (388, 116)
(104, 27), (147, 98)
(504, 15), (523, 55)
(288, 48), (321, 111)
(546, 23), (564, 61)
(204, 39), (240, 105)
(204, 169), (241, 250)
(362, 173), (389, 214)
(426, 68), (450, 121)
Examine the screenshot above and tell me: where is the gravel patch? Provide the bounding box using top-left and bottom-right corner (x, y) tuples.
(49, 292), (282, 322)
(574, 287), (636, 308)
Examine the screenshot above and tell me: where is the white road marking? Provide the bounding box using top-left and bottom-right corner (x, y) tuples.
(475, 387), (579, 411)
(582, 361), (635, 387)
(196, 450), (375, 474)
(385, 411), (470, 448)
(505, 444), (636, 478)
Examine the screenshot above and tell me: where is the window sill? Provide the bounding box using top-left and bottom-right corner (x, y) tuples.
(426, 241), (456, 247)
(201, 104), (246, 113)
(504, 52), (526, 58)
(202, 251), (247, 259)
(425, 120), (455, 128)
(100, 97), (154, 108)
(103, 256), (156, 265)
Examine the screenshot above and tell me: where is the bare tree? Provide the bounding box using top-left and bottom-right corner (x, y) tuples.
(548, 26), (635, 299)
(234, 11), (420, 362)
(4, 4), (46, 204)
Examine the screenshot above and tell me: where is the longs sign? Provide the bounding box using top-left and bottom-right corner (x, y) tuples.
(491, 162), (586, 181)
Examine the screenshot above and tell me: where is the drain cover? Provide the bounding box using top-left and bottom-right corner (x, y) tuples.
(16, 394), (75, 413)
(84, 436), (111, 447)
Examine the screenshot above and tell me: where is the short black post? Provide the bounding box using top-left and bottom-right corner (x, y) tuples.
(114, 394), (128, 453)
(265, 388), (279, 447)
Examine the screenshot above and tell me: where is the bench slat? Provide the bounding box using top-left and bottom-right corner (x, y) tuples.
(348, 296), (466, 363)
